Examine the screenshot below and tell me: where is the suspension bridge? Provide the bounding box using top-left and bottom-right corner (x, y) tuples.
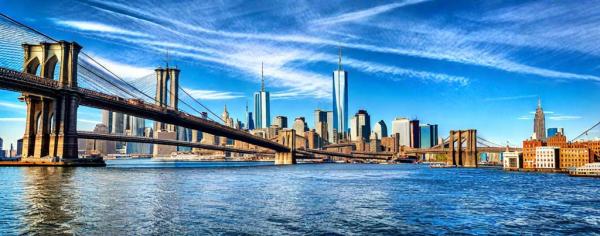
(0, 13), (523, 167)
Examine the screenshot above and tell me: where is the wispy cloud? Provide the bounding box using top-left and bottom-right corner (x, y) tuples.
(485, 95), (537, 102)
(0, 117), (25, 122)
(78, 119), (101, 125)
(0, 101), (25, 110)
(54, 20), (150, 38)
(183, 88), (245, 100)
(84, 55), (154, 80)
(548, 115), (582, 121)
(313, 0), (430, 26)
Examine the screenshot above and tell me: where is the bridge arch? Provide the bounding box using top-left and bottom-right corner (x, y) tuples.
(43, 55), (59, 80)
(25, 56), (40, 75)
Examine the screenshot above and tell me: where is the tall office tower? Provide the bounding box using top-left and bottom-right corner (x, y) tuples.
(314, 109), (329, 140)
(245, 102), (254, 130)
(534, 98), (546, 140)
(101, 110), (113, 133)
(0, 137), (4, 158)
(112, 112), (125, 151)
(333, 48), (348, 139)
(16, 138), (22, 157)
(391, 117), (410, 147)
(409, 119), (420, 148)
(293, 117), (308, 136)
(349, 110), (370, 141)
(373, 120), (388, 139)
(274, 116), (288, 128)
(326, 111), (335, 143)
(254, 62), (271, 129)
(420, 124), (439, 148)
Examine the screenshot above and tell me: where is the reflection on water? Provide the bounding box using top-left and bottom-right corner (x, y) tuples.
(0, 160), (599, 235)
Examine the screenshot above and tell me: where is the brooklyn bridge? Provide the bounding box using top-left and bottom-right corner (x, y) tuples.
(0, 14), (518, 167)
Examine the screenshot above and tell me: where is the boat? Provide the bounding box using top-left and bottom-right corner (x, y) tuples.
(568, 163), (600, 177)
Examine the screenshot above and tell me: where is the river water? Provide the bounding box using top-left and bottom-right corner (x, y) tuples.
(0, 159), (599, 235)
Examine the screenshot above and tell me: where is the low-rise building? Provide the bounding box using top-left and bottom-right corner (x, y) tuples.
(535, 146), (559, 170)
(559, 147), (590, 170)
(503, 151), (522, 170)
(523, 139), (544, 169)
(569, 162), (600, 177)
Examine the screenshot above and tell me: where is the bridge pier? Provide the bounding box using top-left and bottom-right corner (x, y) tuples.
(9, 41), (104, 166)
(275, 129), (296, 165)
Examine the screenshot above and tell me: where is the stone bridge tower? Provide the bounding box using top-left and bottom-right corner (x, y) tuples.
(153, 66), (180, 157)
(20, 41), (82, 163)
(275, 129), (297, 165)
(447, 129), (477, 167)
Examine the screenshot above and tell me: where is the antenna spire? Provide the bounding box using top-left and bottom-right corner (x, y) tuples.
(338, 46), (342, 71)
(165, 49), (170, 68)
(538, 97), (541, 108)
(261, 62), (265, 92)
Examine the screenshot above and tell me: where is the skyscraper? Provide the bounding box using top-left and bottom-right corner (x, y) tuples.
(392, 117), (410, 147)
(534, 98), (546, 140)
(409, 119), (420, 148)
(254, 62), (271, 129)
(246, 102), (254, 130)
(420, 124), (439, 148)
(326, 111), (336, 144)
(274, 116), (288, 128)
(333, 48), (348, 139)
(314, 109), (329, 141)
(373, 120), (388, 139)
(349, 110), (370, 141)
(293, 117), (308, 136)
(547, 127), (564, 138)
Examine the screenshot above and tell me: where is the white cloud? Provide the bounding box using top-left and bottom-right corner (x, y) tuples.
(313, 0), (430, 26)
(0, 117), (25, 122)
(485, 95), (537, 102)
(78, 119), (101, 125)
(54, 20), (150, 38)
(548, 115), (582, 121)
(0, 101), (25, 110)
(183, 88), (245, 100)
(85, 56), (155, 80)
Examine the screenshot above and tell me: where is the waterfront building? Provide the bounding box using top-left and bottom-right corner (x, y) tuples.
(534, 98), (546, 140)
(9, 144), (15, 158)
(333, 48), (348, 139)
(523, 139), (544, 169)
(381, 134), (400, 153)
(559, 147), (590, 170)
(369, 132), (381, 152)
(420, 124), (439, 148)
(391, 117), (410, 147)
(373, 120), (387, 139)
(274, 116), (288, 129)
(535, 146), (559, 169)
(314, 109), (328, 130)
(547, 133), (568, 148)
(314, 109), (330, 142)
(293, 117), (308, 136)
(305, 130), (322, 149)
(85, 124), (114, 155)
(254, 62), (271, 129)
(547, 128), (564, 138)
(349, 110), (370, 142)
(503, 152), (523, 170)
(409, 120), (420, 148)
(315, 122), (328, 145)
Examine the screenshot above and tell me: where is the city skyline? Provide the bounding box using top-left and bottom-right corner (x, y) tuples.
(0, 0), (599, 149)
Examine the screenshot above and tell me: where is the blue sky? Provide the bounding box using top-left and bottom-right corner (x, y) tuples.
(1, 0), (600, 149)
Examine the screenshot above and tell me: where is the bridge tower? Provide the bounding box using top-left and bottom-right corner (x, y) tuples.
(20, 41), (94, 164)
(447, 129), (477, 167)
(275, 129), (297, 165)
(153, 66), (180, 157)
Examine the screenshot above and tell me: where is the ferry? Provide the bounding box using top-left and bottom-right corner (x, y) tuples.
(429, 162), (454, 168)
(568, 163), (600, 177)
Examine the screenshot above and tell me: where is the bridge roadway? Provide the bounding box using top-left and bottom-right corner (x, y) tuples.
(0, 67), (289, 152)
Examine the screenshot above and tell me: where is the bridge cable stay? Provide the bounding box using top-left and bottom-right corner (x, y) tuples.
(0, 13), (228, 125)
(571, 120), (600, 142)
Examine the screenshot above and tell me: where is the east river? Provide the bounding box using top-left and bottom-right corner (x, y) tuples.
(0, 160), (599, 235)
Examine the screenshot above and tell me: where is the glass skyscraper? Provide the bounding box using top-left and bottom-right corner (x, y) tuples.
(254, 63), (270, 129)
(333, 48), (348, 139)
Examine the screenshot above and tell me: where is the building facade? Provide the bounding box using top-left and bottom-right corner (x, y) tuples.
(349, 110), (370, 142)
(547, 128), (564, 138)
(274, 116), (288, 129)
(523, 139), (544, 169)
(503, 151), (523, 170)
(420, 124), (439, 148)
(535, 146), (559, 169)
(391, 117), (410, 147)
(409, 120), (420, 148)
(559, 147), (590, 170)
(293, 117), (308, 136)
(373, 120), (388, 140)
